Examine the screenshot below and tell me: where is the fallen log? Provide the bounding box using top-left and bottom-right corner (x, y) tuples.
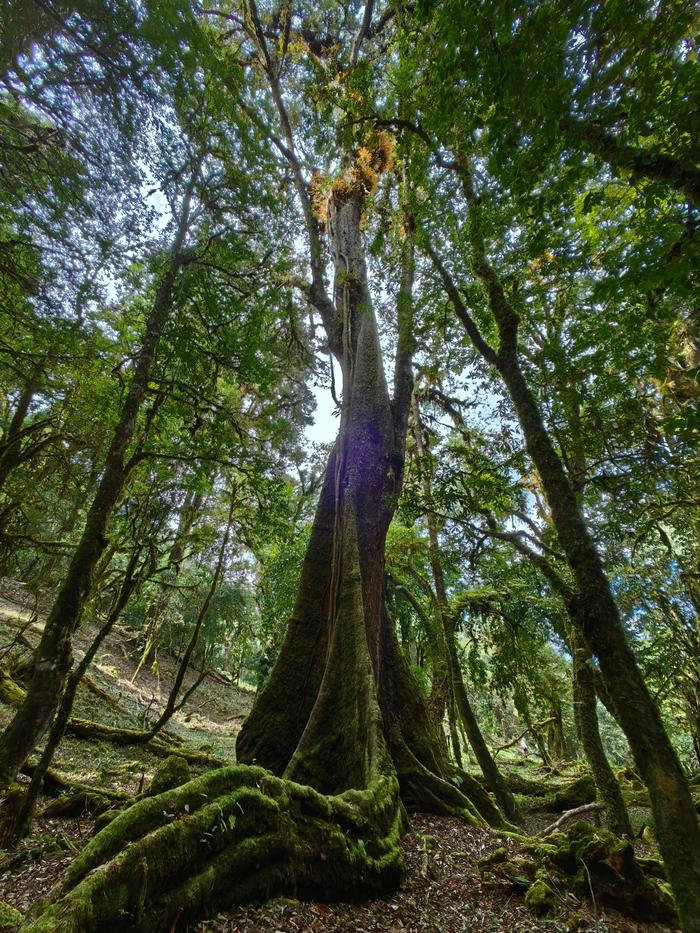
(527, 773), (596, 813)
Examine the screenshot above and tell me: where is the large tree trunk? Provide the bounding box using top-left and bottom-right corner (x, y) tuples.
(22, 176), (500, 933)
(238, 190), (488, 819)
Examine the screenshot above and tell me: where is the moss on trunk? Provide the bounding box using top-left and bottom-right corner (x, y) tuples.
(23, 134), (501, 932)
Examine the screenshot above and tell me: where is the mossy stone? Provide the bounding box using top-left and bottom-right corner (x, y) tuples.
(525, 878), (557, 916)
(145, 755), (190, 796)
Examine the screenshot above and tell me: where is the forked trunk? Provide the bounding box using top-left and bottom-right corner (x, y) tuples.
(238, 190), (488, 819)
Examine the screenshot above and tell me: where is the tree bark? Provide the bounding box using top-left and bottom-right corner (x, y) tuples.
(238, 183), (490, 822)
(0, 367), (42, 497)
(22, 155), (506, 933)
(571, 627), (632, 838)
(410, 396), (519, 822)
(500, 353), (700, 922)
(132, 486), (203, 680)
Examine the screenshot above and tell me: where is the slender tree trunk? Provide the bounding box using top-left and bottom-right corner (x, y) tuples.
(391, 576), (449, 731)
(145, 495), (233, 739)
(132, 487), (203, 681)
(410, 397), (519, 822)
(447, 691), (463, 767)
(571, 628), (632, 837)
(0, 185), (195, 788)
(2, 548), (146, 843)
(429, 186), (700, 922)
(545, 692), (569, 761)
(501, 357), (700, 919)
(0, 369), (41, 497)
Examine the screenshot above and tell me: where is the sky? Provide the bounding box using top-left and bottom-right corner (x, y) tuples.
(305, 380), (339, 447)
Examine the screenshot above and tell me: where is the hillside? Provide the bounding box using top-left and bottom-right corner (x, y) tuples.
(0, 582), (676, 933)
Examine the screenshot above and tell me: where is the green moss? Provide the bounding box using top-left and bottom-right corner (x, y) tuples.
(524, 878), (556, 916)
(529, 773), (596, 813)
(477, 847), (507, 868)
(0, 784), (30, 846)
(21, 764), (406, 933)
(0, 902), (22, 928)
(0, 671), (25, 708)
(145, 755), (190, 796)
(542, 821), (676, 923)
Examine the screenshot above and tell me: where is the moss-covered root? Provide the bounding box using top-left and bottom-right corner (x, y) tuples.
(485, 821), (677, 925)
(0, 901), (22, 929)
(20, 765), (405, 933)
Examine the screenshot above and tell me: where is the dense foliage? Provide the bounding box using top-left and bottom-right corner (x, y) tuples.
(0, 0), (698, 928)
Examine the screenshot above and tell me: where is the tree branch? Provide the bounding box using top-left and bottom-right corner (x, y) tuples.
(423, 240), (499, 366)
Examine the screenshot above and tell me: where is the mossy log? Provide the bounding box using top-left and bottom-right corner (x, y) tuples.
(40, 792), (117, 820)
(145, 754), (190, 796)
(20, 765), (405, 933)
(1, 670), (219, 767)
(0, 901), (22, 928)
(542, 821), (676, 923)
(20, 763), (124, 802)
(79, 675), (124, 712)
(472, 769), (553, 797)
(527, 773), (596, 813)
(0, 670), (25, 708)
(482, 821), (676, 924)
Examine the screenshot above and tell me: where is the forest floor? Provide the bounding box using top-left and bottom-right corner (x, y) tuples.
(0, 579), (675, 933)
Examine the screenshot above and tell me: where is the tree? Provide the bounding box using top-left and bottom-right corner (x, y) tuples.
(397, 2), (700, 918)
(21, 4), (504, 928)
(0, 173), (199, 785)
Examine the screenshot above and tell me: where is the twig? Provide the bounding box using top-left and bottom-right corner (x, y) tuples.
(541, 803), (603, 837)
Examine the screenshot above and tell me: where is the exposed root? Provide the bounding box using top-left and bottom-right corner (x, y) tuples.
(20, 765), (405, 932)
(481, 820), (677, 924)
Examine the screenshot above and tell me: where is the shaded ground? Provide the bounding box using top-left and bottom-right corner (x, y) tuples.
(196, 814), (673, 933)
(0, 580), (674, 932)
